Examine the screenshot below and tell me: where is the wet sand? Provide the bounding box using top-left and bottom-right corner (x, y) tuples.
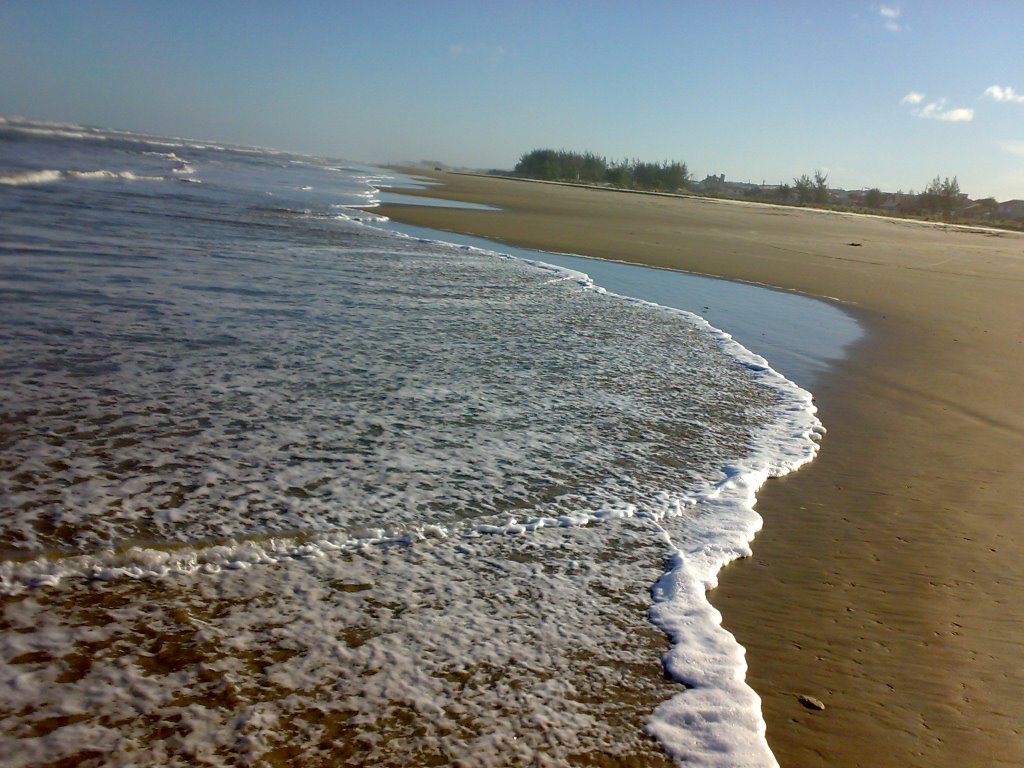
(372, 172), (1024, 767)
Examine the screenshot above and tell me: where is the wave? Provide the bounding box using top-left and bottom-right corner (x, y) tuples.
(0, 116), (234, 155)
(0, 409), (810, 590)
(142, 151), (196, 176)
(332, 205), (389, 224)
(0, 125), (100, 141)
(0, 116), (105, 141)
(0, 510), (604, 594)
(0, 168), (165, 186)
(352, 222), (823, 767)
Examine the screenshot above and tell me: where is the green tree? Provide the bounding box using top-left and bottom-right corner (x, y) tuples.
(605, 159), (632, 187)
(919, 175), (961, 217)
(813, 170), (830, 204)
(793, 170), (829, 205)
(515, 149), (558, 179)
(864, 188), (883, 208)
(514, 148), (690, 191)
(661, 160), (690, 191)
(514, 149), (608, 182)
(793, 174), (814, 204)
(941, 176), (961, 212)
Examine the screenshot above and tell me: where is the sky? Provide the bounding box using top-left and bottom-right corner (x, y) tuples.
(2, 1), (1023, 200)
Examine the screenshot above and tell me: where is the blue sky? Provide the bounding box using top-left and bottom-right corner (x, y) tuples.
(2, 1), (1023, 199)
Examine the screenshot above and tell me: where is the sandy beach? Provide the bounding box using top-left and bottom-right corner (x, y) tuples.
(373, 172), (1024, 767)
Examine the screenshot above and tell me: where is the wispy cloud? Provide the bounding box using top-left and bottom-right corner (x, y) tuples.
(983, 85), (1024, 103)
(1002, 142), (1024, 157)
(917, 99), (974, 122)
(448, 43), (506, 63)
(879, 4), (902, 31)
(901, 92), (974, 122)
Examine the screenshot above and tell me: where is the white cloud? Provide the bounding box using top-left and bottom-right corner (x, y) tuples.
(879, 4), (902, 31)
(937, 107), (974, 122)
(901, 93), (974, 122)
(1002, 142), (1024, 157)
(983, 85), (1024, 103)
(917, 99), (975, 122)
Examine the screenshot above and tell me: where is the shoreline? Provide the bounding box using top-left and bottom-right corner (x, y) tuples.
(375, 215), (863, 391)
(369, 170), (1024, 766)
(411, 170), (1023, 237)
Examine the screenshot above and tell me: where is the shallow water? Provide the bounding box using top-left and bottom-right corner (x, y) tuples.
(0, 117), (825, 766)
(377, 216), (862, 390)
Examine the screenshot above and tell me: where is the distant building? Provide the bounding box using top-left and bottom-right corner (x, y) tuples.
(697, 173), (767, 197)
(699, 173), (726, 191)
(957, 201), (991, 219)
(997, 200), (1024, 219)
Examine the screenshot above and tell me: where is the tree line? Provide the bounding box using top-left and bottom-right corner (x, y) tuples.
(752, 171), (963, 218)
(513, 150), (970, 221)
(514, 149), (690, 192)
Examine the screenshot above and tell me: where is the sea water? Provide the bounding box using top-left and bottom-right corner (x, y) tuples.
(0, 116), (829, 766)
(376, 220), (863, 391)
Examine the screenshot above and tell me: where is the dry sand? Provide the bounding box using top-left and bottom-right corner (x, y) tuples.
(372, 172), (1024, 767)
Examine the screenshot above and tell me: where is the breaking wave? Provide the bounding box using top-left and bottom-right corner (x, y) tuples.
(0, 168), (165, 185)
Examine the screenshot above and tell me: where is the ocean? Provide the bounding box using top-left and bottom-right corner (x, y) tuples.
(1, 116), (833, 766)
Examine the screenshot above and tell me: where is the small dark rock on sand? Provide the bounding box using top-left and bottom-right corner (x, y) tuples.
(798, 694), (826, 711)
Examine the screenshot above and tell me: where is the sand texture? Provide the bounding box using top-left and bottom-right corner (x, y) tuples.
(373, 172), (1024, 767)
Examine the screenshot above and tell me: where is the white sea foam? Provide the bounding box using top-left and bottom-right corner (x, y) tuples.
(0, 168), (164, 185)
(0, 169), (64, 185)
(358, 225), (823, 766)
(0, 519), (689, 765)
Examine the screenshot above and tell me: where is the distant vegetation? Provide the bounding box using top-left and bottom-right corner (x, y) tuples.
(792, 170), (830, 205)
(917, 175), (961, 216)
(514, 149), (690, 192)
(502, 149), (1021, 231)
